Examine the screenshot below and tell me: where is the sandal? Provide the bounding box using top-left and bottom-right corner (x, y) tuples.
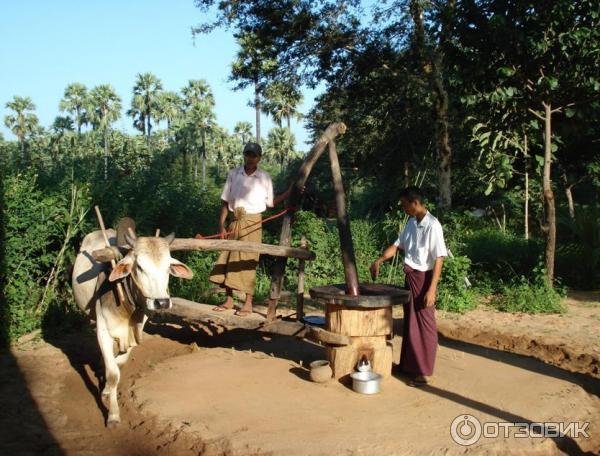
(234, 309), (252, 317)
(212, 305), (232, 312)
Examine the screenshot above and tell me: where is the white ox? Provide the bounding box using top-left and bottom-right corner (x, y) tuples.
(72, 226), (192, 427)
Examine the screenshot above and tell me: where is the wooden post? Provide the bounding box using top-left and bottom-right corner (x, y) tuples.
(328, 140), (359, 296)
(267, 122), (347, 322)
(296, 236), (307, 322)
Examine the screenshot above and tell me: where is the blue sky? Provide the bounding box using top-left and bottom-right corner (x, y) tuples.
(0, 0), (321, 149)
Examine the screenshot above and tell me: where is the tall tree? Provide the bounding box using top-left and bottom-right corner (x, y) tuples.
(4, 96), (39, 167)
(409, 0), (456, 210)
(262, 81), (303, 130)
(128, 72), (163, 142)
(88, 84), (122, 180)
(156, 90), (183, 131)
(181, 80), (216, 185)
(59, 83), (88, 135)
(230, 32), (279, 144)
(451, 0), (600, 284)
(233, 121), (253, 144)
(265, 127), (296, 170)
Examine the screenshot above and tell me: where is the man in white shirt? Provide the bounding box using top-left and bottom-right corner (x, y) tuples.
(370, 186), (447, 386)
(209, 142), (292, 316)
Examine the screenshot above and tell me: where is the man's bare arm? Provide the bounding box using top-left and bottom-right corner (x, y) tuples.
(369, 244), (401, 280)
(424, 257), (445, 307)
(218, 201), (229, 238)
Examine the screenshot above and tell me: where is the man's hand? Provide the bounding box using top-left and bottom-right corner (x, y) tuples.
(424, 287), (437, 308)
(219, 225), (227, 239)
(369, 259), (381, 281)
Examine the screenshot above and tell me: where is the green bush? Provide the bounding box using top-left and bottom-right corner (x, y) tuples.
(492, 268), (566, 314)
(437, 254), (478, 313)
(462, 228), (542, 293)
(4, 173), (90, 341)
(556, 206), (600, 289)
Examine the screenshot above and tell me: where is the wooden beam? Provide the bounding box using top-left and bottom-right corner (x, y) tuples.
(161, 298), (350, 346)
(93, 239), (315, 263)
(170, 239), (315, 260)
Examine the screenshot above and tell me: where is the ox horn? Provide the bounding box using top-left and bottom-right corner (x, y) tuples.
(164, 232), (176, 245)
(125, 227), (137, 248)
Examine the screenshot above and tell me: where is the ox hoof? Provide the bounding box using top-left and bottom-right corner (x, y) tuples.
(107, 416), (121, 428)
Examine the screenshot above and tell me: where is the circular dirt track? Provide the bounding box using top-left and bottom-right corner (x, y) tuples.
(1, 319), (599, 455)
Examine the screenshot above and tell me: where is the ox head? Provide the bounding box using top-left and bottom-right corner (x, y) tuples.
(108, 231), (193, 311)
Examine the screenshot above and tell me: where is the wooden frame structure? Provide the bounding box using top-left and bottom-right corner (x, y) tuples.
(92, 122), (351, 347)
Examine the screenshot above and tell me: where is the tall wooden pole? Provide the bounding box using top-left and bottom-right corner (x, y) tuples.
(266, 122), (347, 321)
(328, 141), (359, 296)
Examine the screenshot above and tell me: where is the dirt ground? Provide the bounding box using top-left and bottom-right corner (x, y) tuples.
(1, 294), (599, 455)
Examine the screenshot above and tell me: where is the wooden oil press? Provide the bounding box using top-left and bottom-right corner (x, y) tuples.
(91, 122), (409, 381)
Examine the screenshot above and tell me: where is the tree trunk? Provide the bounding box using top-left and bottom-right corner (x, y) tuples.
(193, 143), (198, 181)
(287, 115), (291, 131)
(147, 114), (152, 144)
(254, 81), (261, 143)
(410, 0), (454, 210)
(524, 133), (529, 240)
(565, 186), (575, 219)
(104, 128), (109, 181)
(201, 128), (207, 190)
(542, 102), (556, 285)
(76, 107), (82, 136)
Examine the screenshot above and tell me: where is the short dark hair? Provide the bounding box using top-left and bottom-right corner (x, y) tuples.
(243, 142), (262, 156)
(399, 186), (424, 203)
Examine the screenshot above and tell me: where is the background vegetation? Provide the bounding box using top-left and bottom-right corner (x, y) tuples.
(2, 0), (599, 344)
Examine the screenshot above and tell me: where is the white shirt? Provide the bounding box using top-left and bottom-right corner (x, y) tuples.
(394, 211), (448, 271)
(221, 166), (274, 214)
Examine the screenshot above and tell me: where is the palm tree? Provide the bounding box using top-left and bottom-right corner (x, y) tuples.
(59, 83), (88, 135)
(127, 73), (163, 142)
(231, 32), (278, 144)
(156, 90), (183, 131)
(262, 82), (303, 130)
(233, 121), (253, 144)
(265, 127), (296, 170)
(88, 84), (122, 180)
(182, 80), (215, 186)
(50, 116), (75, 159)
(4, 96), (39, 166)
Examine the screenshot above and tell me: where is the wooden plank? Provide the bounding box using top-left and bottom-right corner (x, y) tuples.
(166, 298), (265, 330)
(268, 122), (348, 321)
(164, 298), (350, 345)
(260, 320), (350, 346)
(170, 239), (315, 260)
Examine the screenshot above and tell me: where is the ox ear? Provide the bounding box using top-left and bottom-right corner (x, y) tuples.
(169, 258), (193, 280)
(109, 255), (134, 282)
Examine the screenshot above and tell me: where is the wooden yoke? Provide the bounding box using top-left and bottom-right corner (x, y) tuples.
(94, 206), (133, 314)
(267, 122), (347, 322)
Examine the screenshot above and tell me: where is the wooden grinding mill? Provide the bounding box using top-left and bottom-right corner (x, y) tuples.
(309, 141), (409, 380)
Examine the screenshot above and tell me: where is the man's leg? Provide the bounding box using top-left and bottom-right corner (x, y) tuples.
(213, 287), (234, 311)
(235, 292), (253, 316)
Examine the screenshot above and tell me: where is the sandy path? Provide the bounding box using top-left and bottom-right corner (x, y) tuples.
(1, 318), (599, 455)
(133, 326), (600, 455)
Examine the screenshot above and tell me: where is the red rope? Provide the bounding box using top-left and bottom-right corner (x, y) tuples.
(195, 206), (297, 240)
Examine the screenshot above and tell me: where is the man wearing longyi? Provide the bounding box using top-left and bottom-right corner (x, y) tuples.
(369, 186), (447, 386)
(209, 142), (292, 317)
